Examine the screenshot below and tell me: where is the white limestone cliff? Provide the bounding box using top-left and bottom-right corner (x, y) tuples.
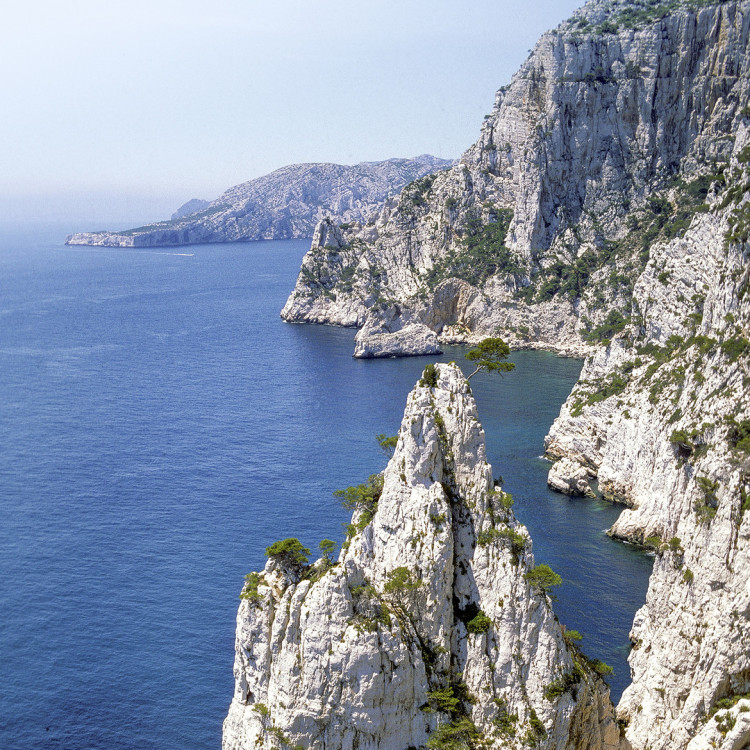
(223, 364), (626, 750)
(278, 4), (750, 746)
(544, 126), (750, 750)
(281, 0), (749, 361)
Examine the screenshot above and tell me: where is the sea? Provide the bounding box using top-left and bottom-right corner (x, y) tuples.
(0, 225), (652, 749)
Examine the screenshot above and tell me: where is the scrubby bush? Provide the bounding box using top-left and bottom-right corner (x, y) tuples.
(466, 611), (492, 634)
(265, 538), (311, 574)
(384, 566), (420, 595)
(421, 363), (439, 388)
(240, 572), (264, 602)
(524, 564), (563, 596)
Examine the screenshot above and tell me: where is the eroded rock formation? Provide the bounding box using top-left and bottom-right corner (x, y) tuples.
(223, 364), (626, 750)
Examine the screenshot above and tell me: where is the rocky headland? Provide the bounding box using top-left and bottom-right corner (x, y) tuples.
(64, 155), (451, 248)
(224, 364), (627, 750)
(273, 1), (750, 747)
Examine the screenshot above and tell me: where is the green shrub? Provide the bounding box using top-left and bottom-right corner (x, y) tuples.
(319, 538), (336, 563)
(694, 476), (719, 523)
(544, 666), (583, 700)
(240, 572), (264, 602)
(466, 611), (492, 634)
(465, 337), (515, 380)
(384, 566), (420, 595)
(726, 417), (750, 454)
(253, 702), (270, 717)
(590, 659), (614, 677)
(721, 337), (749, 362)
(375, 433), (398, 456)
(524, 564), (563, 596)
(477, 526), (527, 561)
(400, 173), (439, 210)
(421, 363), (439, 388)
(265, 538), (310, 573)
(426, 209), (520, 288)
(529, 707), (546, 738)
(425, 687), (461, 715)
(492, 699), (518, 735)
(430, 512), (447, 527)
(584, 371), (629, 404)
(564, 628), (583, 643)
(427, 717), (483, 749)
(583, 310), (628, 345)
(334, 474), (383, 513)
(682, 568), (694, 584)
(711, 691), (750, 717)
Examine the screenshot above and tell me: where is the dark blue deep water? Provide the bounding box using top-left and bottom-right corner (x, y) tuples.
(0, 226), (652, 749)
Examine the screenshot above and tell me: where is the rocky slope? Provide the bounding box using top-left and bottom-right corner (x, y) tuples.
(224, 364), (626, 750)
(64, 155), (451, 248)
(277, 2), (750, 748)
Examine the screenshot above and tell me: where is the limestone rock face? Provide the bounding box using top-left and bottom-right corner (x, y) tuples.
(353, 309), (443, 359)
(545, 129), (750, 749)
(64, 155), (451, 247)
(685, 699), (750, 750)
(278, 6), (750, 746)
(547, 458), (595, 498)
(223, 364), (626, 750)
(281, 0), (750, 360)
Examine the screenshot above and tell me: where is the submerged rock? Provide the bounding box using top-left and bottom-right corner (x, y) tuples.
(223, 364), (626, 750)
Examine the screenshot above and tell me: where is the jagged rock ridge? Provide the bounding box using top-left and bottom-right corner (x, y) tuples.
(64, 155), (451, 248)
(277, 2), (750, 748)
(223, 364), (626, 750)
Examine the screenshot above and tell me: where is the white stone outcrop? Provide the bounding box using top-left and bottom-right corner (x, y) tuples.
(275, 3), (750, 748)
(281, 1), (750, 359)
(547, 458), (595, 498)
(545, 130), (750, 749)
(223, 364), (627, 750)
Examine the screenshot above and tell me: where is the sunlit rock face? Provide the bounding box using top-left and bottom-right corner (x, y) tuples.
(279, 3), (750, 747)
(223, 364), (626, 750)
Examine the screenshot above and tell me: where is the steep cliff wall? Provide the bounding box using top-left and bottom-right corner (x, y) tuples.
(281, 0), (749, 360)
(223, 364), (626, 750)
(277, 2), (750, 748)
(64, 156), (451, 248)
(544, 125), (750, 750)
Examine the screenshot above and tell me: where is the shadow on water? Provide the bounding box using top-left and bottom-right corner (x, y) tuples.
(0, 235), (651, 749)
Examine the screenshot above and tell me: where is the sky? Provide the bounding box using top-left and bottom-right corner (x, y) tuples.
(1, 0), (582, 227)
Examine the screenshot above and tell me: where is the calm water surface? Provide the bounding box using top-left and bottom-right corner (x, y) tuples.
(0, 226), (652, 749)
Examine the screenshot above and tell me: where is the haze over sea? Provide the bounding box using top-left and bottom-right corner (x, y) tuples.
(0, 226), (651, 749)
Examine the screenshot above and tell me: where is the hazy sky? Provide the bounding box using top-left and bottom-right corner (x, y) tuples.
(2, 0), (582, 225)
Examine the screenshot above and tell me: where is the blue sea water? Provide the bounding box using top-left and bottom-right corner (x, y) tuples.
(0, 226), (652, 749)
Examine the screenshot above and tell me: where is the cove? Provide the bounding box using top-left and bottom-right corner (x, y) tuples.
(0, 230), (651, 750)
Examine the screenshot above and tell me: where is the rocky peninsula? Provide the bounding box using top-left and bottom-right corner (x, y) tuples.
(224, 364), (626, 750)
(64, 155), (451, 248)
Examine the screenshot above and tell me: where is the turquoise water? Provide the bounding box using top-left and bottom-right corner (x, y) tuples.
(0, 226), (651, 749)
